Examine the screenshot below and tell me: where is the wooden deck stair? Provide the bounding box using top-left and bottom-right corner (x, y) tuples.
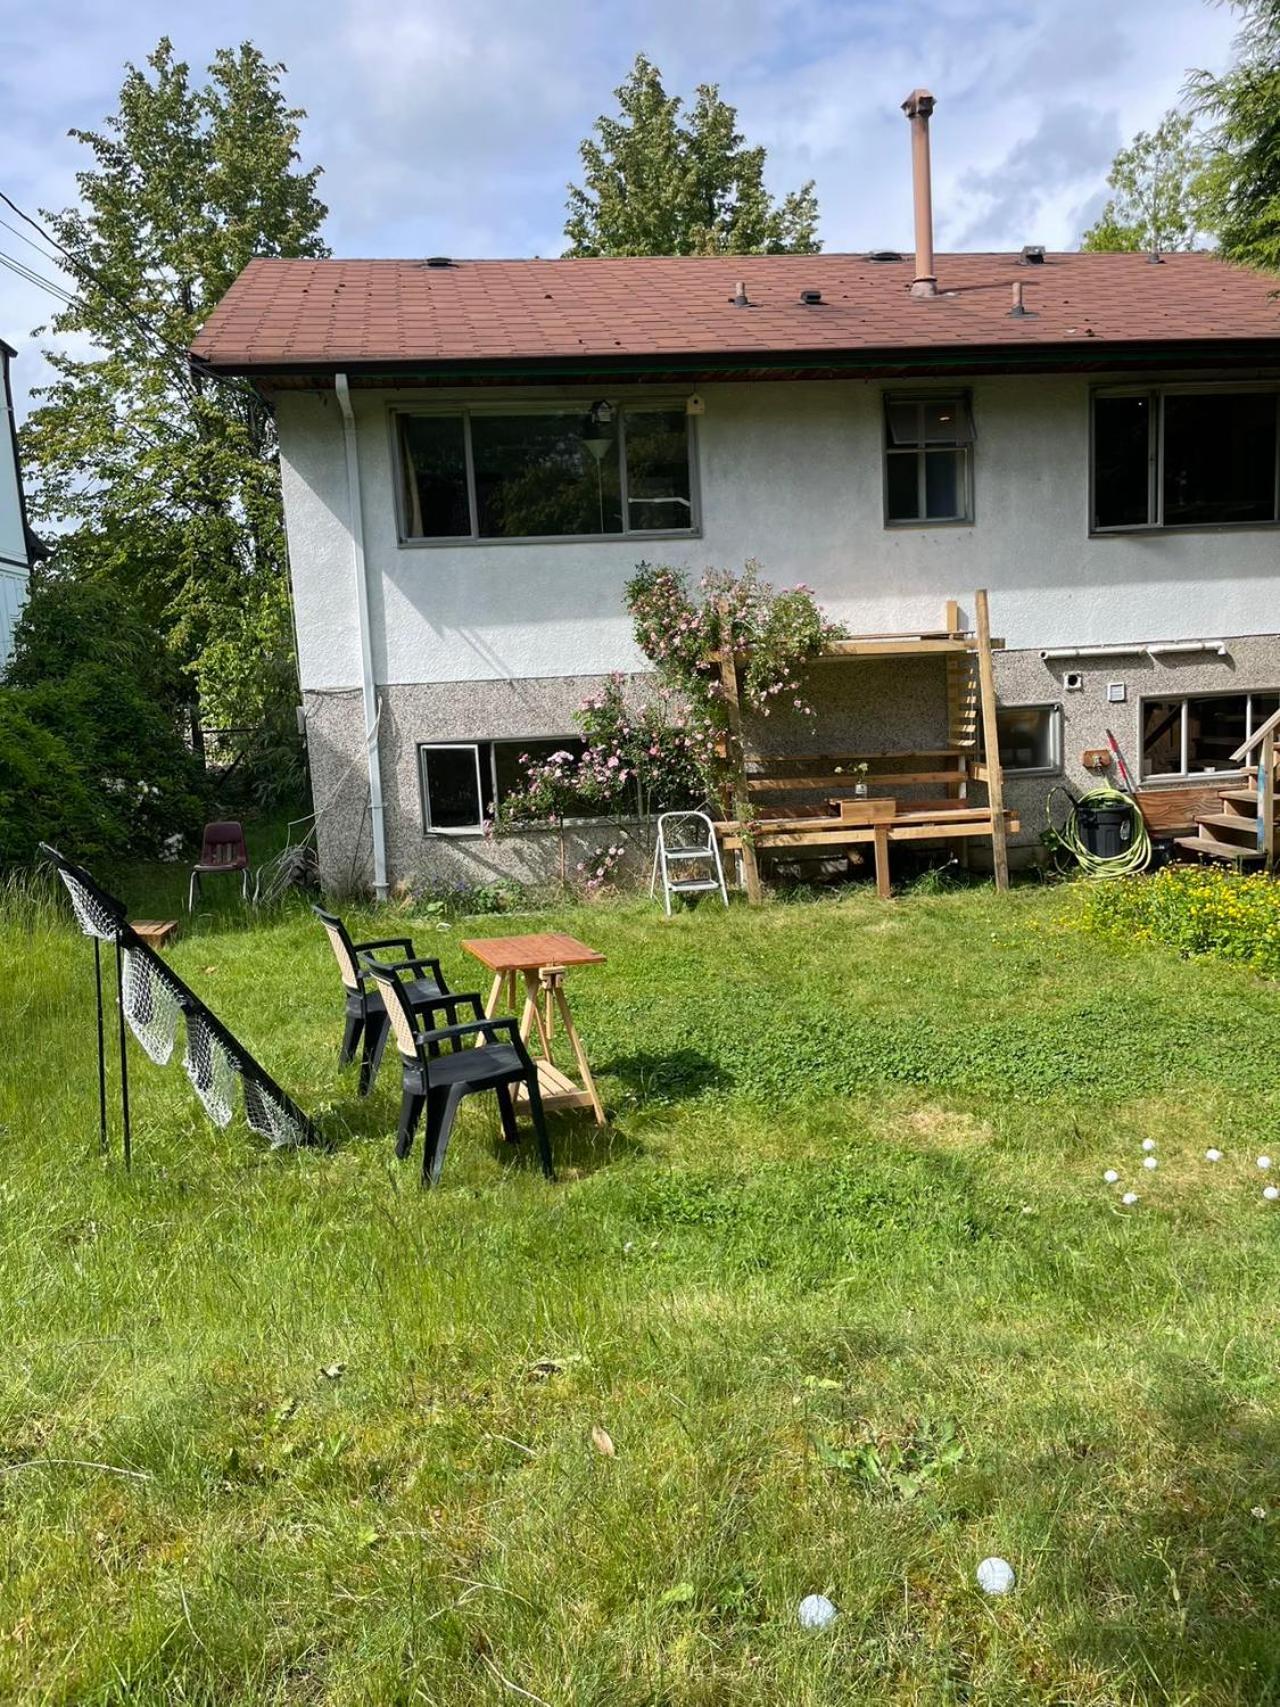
(1173, 706), (1278, 871)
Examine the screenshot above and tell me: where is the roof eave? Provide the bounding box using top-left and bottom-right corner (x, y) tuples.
(190, 338), (1280, 389)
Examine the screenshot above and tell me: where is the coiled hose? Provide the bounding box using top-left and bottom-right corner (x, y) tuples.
(1045, 782), (1152, 878)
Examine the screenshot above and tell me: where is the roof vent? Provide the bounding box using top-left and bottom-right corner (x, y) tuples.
(867, 250), (905, 263)
(1020, 245), (1046, 265)
(799, 288), (823, 305)
(729, 281), (750, 308)
(425, 255), (454, 268)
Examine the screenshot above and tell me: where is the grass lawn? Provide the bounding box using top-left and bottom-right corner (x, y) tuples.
(2, 863), (1280, 1704)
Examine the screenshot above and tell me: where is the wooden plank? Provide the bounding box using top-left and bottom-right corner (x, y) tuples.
(974, 588), (1009, 893)
(718, 622), (762, 904)
(720, 814), (1021, 851)
(746, 748), (970, 768)
(748, 769), (969, 791)
(1262, 728), (1275, 871)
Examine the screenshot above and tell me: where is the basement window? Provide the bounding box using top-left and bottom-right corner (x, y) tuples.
(419, 738), (606, 834)
(1140, 690), (1280, 779)
(1092, 386), (1280, 531)
(398, 403), (696, 543)
(980, 704), (1061, 775)
(883, 394), (975, 525)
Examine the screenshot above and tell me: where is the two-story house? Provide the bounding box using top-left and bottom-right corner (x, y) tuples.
(192, 109), (1280, 898)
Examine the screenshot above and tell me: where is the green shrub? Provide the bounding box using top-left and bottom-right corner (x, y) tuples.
(0, 693), (116, 863)
(1081, 864), (1280, 976)
(2, 579), (206, 858)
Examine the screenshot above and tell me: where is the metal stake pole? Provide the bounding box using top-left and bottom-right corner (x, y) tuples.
(114, 938), (131, 1170)
(93, 939), (107, 1154)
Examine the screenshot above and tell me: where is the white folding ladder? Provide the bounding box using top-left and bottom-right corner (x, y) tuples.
(649, 811), (730, 916)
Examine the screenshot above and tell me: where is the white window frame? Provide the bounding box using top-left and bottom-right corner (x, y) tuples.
(393, 398), (701, 547)
(1090, 381), (1280, 534)
(419, 742), (486, 835)
(982, 703), (1062, 777)
(882, 391), (975, 528)
(418, 736), (613, 836)
(1137, 688), (1280, 780)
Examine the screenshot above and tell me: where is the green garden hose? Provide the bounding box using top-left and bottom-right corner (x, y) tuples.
(1045, 783), (1152, 879)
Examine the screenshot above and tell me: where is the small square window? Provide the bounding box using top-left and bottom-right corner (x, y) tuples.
(884, 394), (974, 524)
(984, 705), (1061, 774)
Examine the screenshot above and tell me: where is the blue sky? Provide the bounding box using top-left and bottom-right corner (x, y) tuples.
(0, 0), (1240, 414)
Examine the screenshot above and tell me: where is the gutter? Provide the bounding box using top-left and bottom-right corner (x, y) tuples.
(1040, 640), (1229, 660)
(335, 373), (389, 900)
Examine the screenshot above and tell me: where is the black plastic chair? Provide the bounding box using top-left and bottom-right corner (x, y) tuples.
(366, 962), (553, 1187)
(313, 907), (450, 1095)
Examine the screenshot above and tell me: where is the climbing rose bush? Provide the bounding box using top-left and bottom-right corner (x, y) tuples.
(625, 560), (842, 798)
(491, 675), (713, 835)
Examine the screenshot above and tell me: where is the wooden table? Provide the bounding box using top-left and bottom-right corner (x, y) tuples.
(460, 932), (607, 1125)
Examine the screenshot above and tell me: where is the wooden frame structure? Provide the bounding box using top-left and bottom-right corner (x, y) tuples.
(714, 589), (1016, 900)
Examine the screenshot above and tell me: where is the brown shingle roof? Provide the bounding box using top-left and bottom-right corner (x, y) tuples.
(190, 251), (1280, 374)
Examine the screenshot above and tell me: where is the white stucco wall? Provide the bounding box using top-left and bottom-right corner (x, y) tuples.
(276, 373), (1280, 694)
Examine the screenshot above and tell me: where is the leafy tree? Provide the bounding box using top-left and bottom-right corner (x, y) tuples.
(565, 55), (819, 256)
(1189, 0), (1280, 271)
(2, 579), (206, 858)
(1081, 110), (1212, 253)
(20, 39), (328, 741)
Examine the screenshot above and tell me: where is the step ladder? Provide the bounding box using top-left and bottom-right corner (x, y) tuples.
(650, 811), (730, 917)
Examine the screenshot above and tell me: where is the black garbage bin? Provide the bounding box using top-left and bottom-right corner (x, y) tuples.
(1078, 799), (1133, 859)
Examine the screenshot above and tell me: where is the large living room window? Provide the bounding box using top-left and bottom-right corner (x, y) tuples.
(1092, 386), (1280, 531)
(419, 738), (606, 833)
(398, 402), (696, 543)
(1140, 690), (1280, 778)
(883, 394), (974, 524)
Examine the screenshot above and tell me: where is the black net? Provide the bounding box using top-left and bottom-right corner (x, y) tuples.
(243, 1073), (308, 1149)
(121, 945), (184, 1066)
(183, 1010), (240, 1128)
(56, 868), (123, 942)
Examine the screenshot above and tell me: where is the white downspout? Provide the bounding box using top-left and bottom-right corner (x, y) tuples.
(335, 373), (389, 899)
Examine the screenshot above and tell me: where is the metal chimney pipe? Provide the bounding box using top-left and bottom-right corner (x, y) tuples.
(901, 88), (937, 298)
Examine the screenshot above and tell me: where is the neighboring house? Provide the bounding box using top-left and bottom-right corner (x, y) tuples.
(192, 240), (1280, 895)
(0, 340), (42, 670)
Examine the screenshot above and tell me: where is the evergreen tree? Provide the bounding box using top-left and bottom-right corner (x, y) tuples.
(20, 39), (328, 737)
(1189, 0), (1280, 270)
(565, 55), (819, 256)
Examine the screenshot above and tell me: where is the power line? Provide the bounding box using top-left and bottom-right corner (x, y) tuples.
(0, 248), (78, 306)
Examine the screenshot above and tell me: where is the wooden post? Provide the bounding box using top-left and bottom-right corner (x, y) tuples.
(873, 821), (892, 899)
(974, 588), (1009, 893)
(718, 616), (762, 904)
(1261, 728), (1275, 872)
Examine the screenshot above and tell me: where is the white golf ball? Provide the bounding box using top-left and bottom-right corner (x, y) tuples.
(1142, 1139), (1156, 1152)
(1103, 1169), (1119, 1184)
(797, 1593), (838, 1629)
(1122, 1192), (1139, 1206)
(1205, 1149), (1223, 1162)
(1258, 1156), (1273, 1171)
(1264, 1186), (1279, 1202)
(1143, 1156), (1158, 1171)
(976, 1557), (1016, 1596)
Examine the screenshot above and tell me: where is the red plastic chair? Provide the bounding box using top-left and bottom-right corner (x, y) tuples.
(188, 820), (252, 912)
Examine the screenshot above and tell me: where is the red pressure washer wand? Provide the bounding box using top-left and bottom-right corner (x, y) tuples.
(1105, 729), (1135, 794)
